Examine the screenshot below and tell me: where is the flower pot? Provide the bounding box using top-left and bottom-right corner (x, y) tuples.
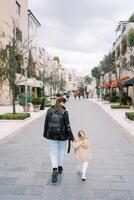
(23, 105), (30, 112)
(33, 105), (40, 112)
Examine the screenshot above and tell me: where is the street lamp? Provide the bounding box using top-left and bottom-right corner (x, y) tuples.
(24, 56), (28, 112)
(50, 71), (53, 98)
(40, 48), (46, 110)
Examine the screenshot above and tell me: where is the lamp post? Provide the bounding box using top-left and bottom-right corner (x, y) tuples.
(50, 71), (53, 98)
(40, 65), (45, 110)
(24, 57), (28, 112)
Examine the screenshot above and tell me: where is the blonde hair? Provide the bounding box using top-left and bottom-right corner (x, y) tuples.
(78, 130), (87, 141)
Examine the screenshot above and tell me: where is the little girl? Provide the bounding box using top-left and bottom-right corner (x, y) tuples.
(72, 130), (91, 181)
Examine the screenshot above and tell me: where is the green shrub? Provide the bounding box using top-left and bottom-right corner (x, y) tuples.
(19, 93), (31, 106)
(103, 93), (110, 101)
(111, 105), (130, 109)
(45, 104), (52, 107)
(121, 93), (132, 105)
(45, 97), (50, 103)
(45, 97), (52, 107)
(32, 97), (42, 105)
(110, 95), (119, 103)
(107, 91), (119, 103)
(125, 112), (134, 121)
(0, 113), (30, 120)
(106, 96), (111, 101)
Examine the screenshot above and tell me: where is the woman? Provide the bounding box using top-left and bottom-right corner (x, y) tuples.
(43, 97), (75, 183)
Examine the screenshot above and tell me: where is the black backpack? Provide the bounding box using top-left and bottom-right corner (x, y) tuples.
(48, 109), (65, 135)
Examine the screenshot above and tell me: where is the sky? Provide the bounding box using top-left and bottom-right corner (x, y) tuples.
(28, 0), (134, 75)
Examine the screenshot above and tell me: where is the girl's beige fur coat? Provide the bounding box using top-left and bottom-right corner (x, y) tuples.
(72, 138), (91, 161)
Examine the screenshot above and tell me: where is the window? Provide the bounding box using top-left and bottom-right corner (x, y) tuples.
(16, 1), (21, 15)
(16, 28), (22, 41)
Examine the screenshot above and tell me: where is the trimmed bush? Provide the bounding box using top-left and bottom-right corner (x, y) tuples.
(125, 112), (134, 121)
(19, 93), (31, 106)
(0, 113), (30, 120)
(111, 105), (130, 109)
(103, 93), (110, 101)
(45, 104), (52, 107)
(32, 97), (42, 105)
(121, 93), (132, 105)
(103, 92), (119, 103)
(44, 97), (52, 107)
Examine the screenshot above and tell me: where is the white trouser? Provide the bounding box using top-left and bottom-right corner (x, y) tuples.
(77, 161), (88, 179)
(48, 140), (67, 169)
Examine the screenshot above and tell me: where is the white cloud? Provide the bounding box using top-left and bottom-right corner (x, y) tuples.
(28, 0), (134, 75)
(45, 46), (103, 75)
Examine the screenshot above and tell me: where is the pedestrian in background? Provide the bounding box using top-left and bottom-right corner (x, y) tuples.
(78, 91), (81, 100)
(43, 97), (75, 183)
(73, 91), (77, 100)
(82, 91), (85, 99)
(66, 92), (70, 101)
(85, 91), (89, 98)
(72, 130), (91, 181)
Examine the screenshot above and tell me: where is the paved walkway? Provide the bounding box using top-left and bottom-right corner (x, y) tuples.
(0, 105), (23, 115)
(88, 98), (134, 137)
(0, 111), (46, 141)
(0, 99), (134, 200)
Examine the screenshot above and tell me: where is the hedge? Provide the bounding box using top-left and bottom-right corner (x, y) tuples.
(45, 104), (52, 107)
(0, 113), (30, 120)
(111, 105), (130, 109)
(125, 112), (134, 121)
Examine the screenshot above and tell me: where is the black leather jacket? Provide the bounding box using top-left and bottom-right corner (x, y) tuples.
(43, 106), (75, 141)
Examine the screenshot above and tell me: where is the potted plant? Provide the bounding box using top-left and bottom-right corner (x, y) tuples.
(19, 93), (31, 112)
(45, 97), (52, 107)
(32, 97), (42, 112)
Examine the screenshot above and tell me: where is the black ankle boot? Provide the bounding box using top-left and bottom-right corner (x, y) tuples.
(58, 166), (63, 174)
(52, 168), (58, 183)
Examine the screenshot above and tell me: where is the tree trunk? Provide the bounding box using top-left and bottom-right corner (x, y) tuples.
(118, 86), (123, 106)
(12, 81), (16, 114)
(127, 86), (129, 95)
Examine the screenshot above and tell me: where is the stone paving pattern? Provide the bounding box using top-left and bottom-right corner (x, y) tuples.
(0, 99), (134, 200)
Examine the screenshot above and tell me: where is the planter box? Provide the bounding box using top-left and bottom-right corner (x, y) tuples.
(111, 105), (130, 109)
(33, 105), (40, 112)
(103, 101), (110, 104)
(0, 113), (31, 121)
(23, 105), (30, 112)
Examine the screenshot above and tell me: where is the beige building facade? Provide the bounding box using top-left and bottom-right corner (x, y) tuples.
(0, 0), (29, 105)
(112, 21), (134, 102)
(0, 0), (28, 44)
(0, 0), (43, 105)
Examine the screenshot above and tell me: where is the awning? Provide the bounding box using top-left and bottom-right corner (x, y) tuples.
(15, 74), (43, 88)
(15, 73), (25, 85)
(31, 79), (43, 88)
(120, 76), (129, 81)
(122, 77), (134, 87)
